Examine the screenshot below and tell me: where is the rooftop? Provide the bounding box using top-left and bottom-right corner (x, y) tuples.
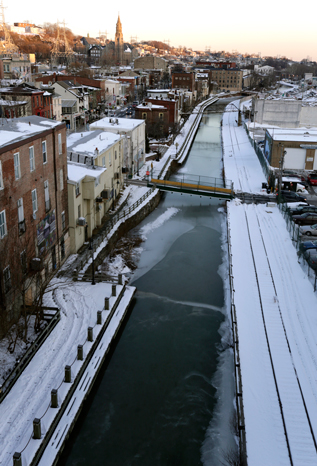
(67, 130), (122, 158)
(90, 117), (145, 131)
(0, 116), (64, 149)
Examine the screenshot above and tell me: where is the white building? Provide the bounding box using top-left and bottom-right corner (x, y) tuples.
(67, 130), (124, 253)
(90, 117), (146, 175)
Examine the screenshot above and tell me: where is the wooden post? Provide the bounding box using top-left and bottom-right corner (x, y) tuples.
(65, 365), (71, 383)
(112, 284), (116, 297)
(97, 310), (102, 325)
(51, 389), (58, 408)
(104, 297), (109, 310)
(88, 326), (93, 342)
(77, 344), (83, 360)
(13, 452), (22, 466)
(33, 418), (41, 439)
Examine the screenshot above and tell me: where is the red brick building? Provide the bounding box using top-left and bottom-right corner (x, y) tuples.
(0, 84), (53, 118)
(145, 96), (179, 125)
(135, 102), (169, 138)
(0, 116), (69, 332)
(172, 72), (195, 92)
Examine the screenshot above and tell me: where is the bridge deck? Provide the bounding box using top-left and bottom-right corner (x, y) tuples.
(150, 177), (234, 198)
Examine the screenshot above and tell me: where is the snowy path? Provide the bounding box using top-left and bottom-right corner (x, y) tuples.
(0, 281), (130, 466)
(222, 101), (266, 193)
(229, 202), (317, 465)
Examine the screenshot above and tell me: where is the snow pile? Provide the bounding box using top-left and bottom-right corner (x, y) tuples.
(139, 207), (179, 240)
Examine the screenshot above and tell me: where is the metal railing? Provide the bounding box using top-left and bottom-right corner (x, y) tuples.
(0, 307), (60, 404)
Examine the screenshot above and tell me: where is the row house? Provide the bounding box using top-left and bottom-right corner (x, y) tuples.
(0, 116), (69, 333)
(52, 81), (88, 130)
(90, 117), (146, 176)
(67, 130), (124, 253)
(210, 68), (243, 92)
(145, 96), (180, 125)
(135, 102), (169, 138)
(0, 53), (34, 81)
(0, 84), (53, 119)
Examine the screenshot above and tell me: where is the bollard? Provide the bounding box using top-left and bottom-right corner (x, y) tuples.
(104, 297), (109, 310)
(65, 365), (71, 383)
(33, 418), (41, 439)
(51, 389), (58, 408)
(118, 274), (123, 285)
(112, 284), (116, 297)
(13, 452), (22, 466)
(97, 310), (102, 325)
(88, 326), (93, 342)
(77, 345), (83, 361)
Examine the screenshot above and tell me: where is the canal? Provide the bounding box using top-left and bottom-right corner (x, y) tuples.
(58, 99), (237, 466)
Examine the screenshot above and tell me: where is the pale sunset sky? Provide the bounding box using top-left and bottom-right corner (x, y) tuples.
(3, 0), (316, 61)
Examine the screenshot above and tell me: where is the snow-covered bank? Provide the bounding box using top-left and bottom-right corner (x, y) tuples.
(223, 101), (317, 465)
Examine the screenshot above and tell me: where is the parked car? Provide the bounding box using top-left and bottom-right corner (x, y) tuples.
(303, 249), (317, 270)
(308, 173), (317, 186)
(293, 212), (317, 225)
(278, 190), (307, 203)
(291, 205), (317, 216)
(299, 224), (317, 236)
(299, 239), (317, 253)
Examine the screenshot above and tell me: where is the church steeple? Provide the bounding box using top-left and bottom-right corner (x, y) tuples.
(115, 14), (124, 65)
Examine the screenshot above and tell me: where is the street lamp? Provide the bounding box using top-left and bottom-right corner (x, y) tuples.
(89, 239), (96, 285)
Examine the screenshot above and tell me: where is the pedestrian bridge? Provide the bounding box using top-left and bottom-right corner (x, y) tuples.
(149, 174), (234, 199)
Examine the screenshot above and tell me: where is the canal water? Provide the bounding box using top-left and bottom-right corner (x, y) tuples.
(58, 100), (236, 466)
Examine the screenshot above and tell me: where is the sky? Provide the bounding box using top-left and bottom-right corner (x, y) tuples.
(3, 0), (317, 62)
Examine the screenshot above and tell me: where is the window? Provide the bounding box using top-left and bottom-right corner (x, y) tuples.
(31, 189), (38, 214)
(78, 204), (81, 218)
(29, 146), (35, 172)
(44, 180), (50, 212)
(109, 153), (112, 166)
(14, 152), (21, 180)
(142, 113), (147, 119)
(58, 133), (62, 154)
(0, 161), (3, 189)
(61, 211), (66, 230)
(3, 266), (11, 293)
(159, 113), (164, 120)
(17, 198), (26, 234)
(115, 150), (117, 160)
(61, 236), (65, 260)
(42, 141), (47, 164)
(60, 168), (64, 190)
(0, 210), (7, 238)
(75, 182), (80, 197)
(102, 156), (106, 167)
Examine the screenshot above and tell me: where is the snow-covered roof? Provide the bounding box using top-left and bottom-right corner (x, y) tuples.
(266, 128), (317, 143)
(67, 130), (122, 157)
(90, 117), (145, 132)
(0, 116), (63, 149)
(67, 162), (106, 183)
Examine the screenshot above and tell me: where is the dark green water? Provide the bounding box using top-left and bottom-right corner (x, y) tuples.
(58, 101), (235, 466)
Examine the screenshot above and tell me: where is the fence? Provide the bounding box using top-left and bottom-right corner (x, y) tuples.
(227, 211), (247, 465)
(278, 202), (317, 291)
(0, 307), (60, 404)
(243, 122), (272, 180)
(70, 186), (157, 279)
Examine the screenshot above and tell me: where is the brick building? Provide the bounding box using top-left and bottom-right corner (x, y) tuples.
(135, 102), (169, 138)
(0, 116), (69, 333)
(172, 72), (195, 92)
(134, 55), (168, 72)
(145, 96), (179, 125)
(0, 84), (53, 118)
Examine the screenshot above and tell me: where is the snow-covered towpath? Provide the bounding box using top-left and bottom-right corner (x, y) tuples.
(224, 101), (317, 465)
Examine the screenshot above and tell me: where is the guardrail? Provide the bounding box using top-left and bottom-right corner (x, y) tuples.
(227, 210), (248, 465)
(0, 307), (60, 404)
(243, 122), (272, 180)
